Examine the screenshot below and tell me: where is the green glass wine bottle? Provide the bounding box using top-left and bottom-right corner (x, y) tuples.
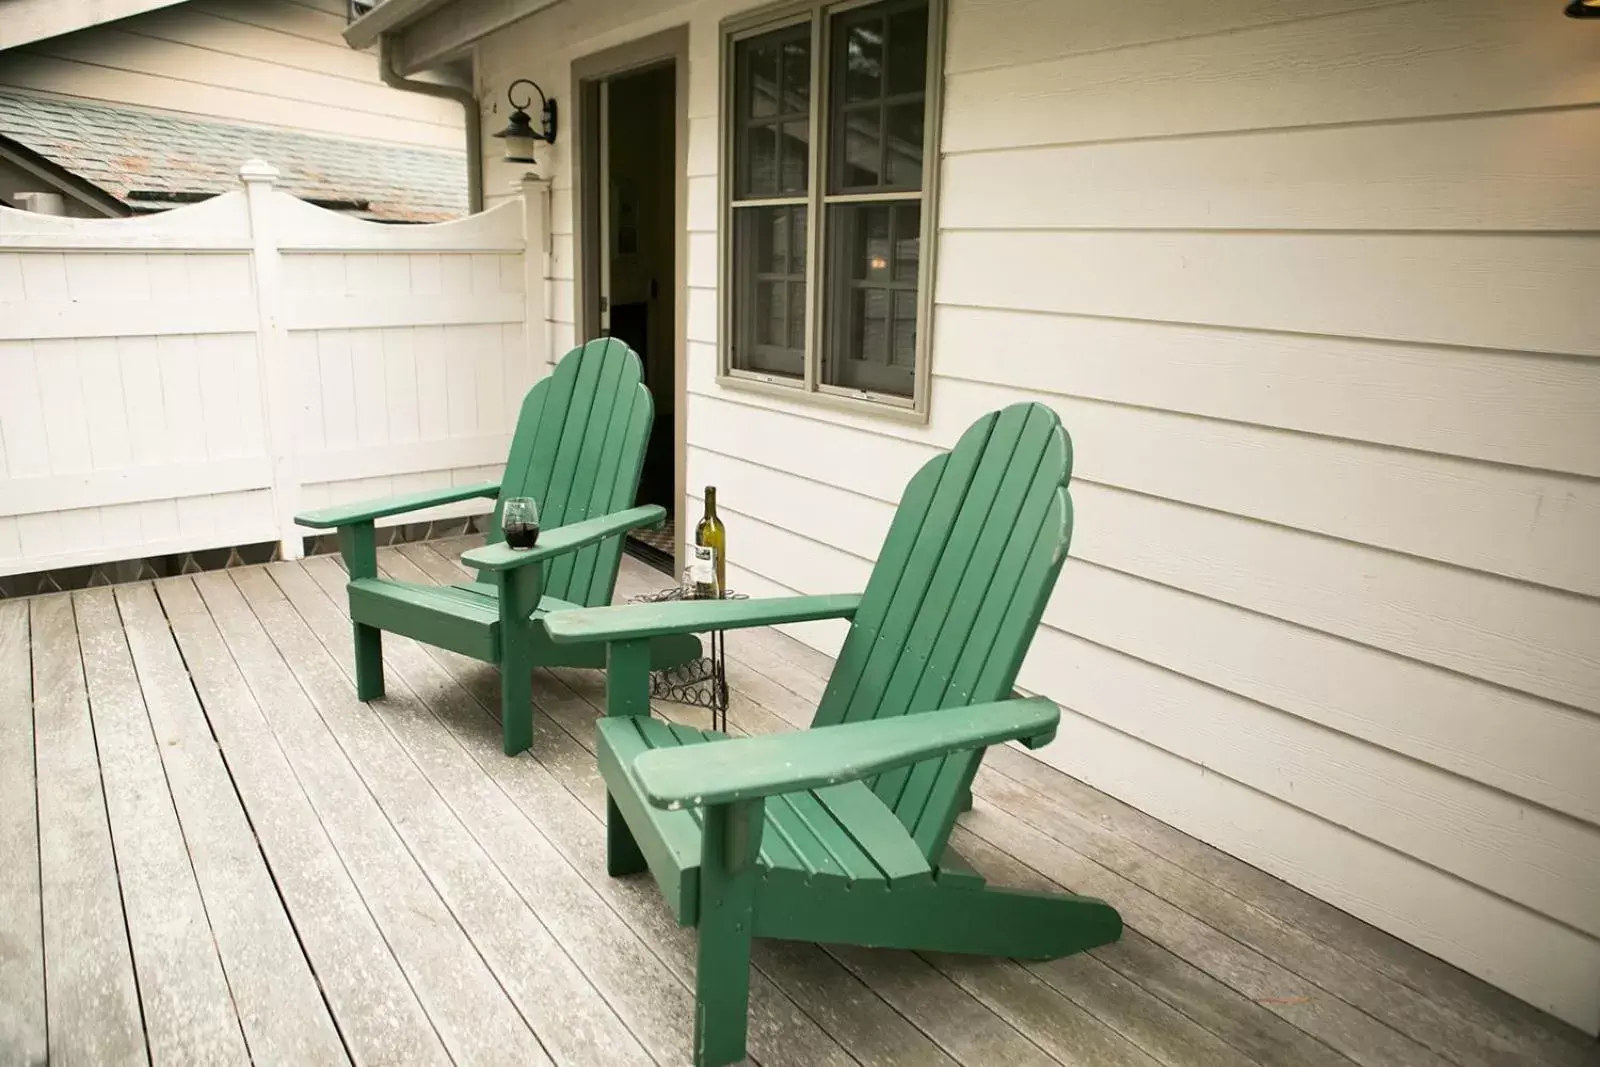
(694, 486), (726, 599)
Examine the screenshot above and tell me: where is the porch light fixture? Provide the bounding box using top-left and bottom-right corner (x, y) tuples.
(1567, 0), (1600, 16)
(494, 78), (557, 163)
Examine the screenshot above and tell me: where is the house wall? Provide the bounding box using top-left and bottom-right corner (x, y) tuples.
(474, 0), (1600, 1030)
(0, 0), (462, 149)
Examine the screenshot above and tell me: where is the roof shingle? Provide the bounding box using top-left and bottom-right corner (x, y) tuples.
(0, 90), (468, 222)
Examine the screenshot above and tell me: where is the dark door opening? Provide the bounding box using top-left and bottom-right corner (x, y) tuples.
(584, 61), (677, 573)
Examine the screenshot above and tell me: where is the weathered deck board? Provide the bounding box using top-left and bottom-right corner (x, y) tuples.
(306, 550), (860, 1067)
(30, 594), (147, 1067)
(156, 577), (450, 1067)
(113, 583), (348, 1066)
(971, 762), (1530, 1067)
(961, 779), (1449, 1067)
(0, 601), (46, 1067)
(232, 566), (652, 1067)
(13, 545), (1593, 1067)
(549, 648), (1287, 1067)
(268, 558), (703, 1064)
(188, 571), (551, 1067)
(978, 744), (1600, 1067)
(71, 588), (251, 1066)
(371, 553), (972, 1067)
(949, 828), (1354, 1067)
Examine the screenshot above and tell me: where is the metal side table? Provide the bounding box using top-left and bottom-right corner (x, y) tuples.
(628, 586), (747, 732)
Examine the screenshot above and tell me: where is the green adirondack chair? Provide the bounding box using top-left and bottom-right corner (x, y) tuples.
(295, 338), (700, 756)
(544, 401), (1124, 1067)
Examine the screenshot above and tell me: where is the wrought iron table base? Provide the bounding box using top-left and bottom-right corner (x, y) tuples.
(629, 587), (745, 733)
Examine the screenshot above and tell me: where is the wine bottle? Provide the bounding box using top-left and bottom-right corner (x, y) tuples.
(693, 485), (726, 599)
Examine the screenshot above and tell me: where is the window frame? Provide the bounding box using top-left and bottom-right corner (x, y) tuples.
(717, 0), (945, 422)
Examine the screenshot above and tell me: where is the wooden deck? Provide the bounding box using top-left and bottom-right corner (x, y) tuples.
(2, 540), (1595, 1067)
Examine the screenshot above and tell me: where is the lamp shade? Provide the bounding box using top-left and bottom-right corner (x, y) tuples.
(494, 109), (540, 164)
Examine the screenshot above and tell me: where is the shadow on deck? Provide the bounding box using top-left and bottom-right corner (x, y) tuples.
(2, 540), (1593, 1067)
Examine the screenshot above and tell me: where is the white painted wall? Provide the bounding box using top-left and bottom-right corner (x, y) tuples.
(475, 0), (1600, 1030)
(0, 0), (463, 149)
(0, 166), (549, 576)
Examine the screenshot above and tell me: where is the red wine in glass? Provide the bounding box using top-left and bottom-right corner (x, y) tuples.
(502, 496), (539, 549)
(504, 520), (539, 549)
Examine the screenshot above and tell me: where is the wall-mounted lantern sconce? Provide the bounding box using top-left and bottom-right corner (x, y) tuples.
(1567, 0), (1600, 16)
(494, 79), (557, 163)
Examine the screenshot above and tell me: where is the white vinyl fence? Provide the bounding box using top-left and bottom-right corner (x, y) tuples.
(0, 162), (553, 577)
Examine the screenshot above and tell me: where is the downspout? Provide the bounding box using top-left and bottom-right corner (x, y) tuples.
(378, 33), (484, 214)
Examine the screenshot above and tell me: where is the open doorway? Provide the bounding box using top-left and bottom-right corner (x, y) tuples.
(576, 35), (685, 576)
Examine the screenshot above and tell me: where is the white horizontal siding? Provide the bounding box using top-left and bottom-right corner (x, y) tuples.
(0, 0), (461, 149)
(940, 0), (1600, 152)
(937, 230), (1599, 357)
(475, 0), (1600, 1030)
(940, 108), (1600, 232)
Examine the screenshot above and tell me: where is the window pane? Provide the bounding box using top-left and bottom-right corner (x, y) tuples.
(823, 201), (918, 397)
(779, 120), (809, 192)
(791, 208), (807, 272)
(836, 106), (883, 189)
(841, 19), (884, 103)
(885, 102), (923, 188)
(893, 201), (920, 281)
(756, 281), (783, 345)
(748, 40), (779, 118)
(733, 205), (806, 380)
(781, 36), (811, 112)
(736, 24), (810, 199)
(789, 283), (807, 350)
(829, 2), (927, 192)
(892, 290), (917, 366)
(852, 290), (890, 364)
(765, 208), (788, 272)
(849, 203), (892, 279)
(886, 5), (928, 96)
(745, 124), (777, 197)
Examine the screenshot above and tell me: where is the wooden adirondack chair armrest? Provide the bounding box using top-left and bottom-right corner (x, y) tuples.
(462, 505), (666, 572)
(631, 698), (1061, 810)
(543, 592), (863, 644)
(294, 481), (501, 529)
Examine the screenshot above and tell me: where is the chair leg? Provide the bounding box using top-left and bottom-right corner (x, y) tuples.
(693, 890), (756, 1067)
(496, 569), (540, 757)
(500, 658), (533, 756)
(353, 622), (384, 701)
(693, 801), (763, 1067)
(606, 794), (647, 877)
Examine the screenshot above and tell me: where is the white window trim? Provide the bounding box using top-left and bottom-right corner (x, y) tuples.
(717, 0), (946, 423)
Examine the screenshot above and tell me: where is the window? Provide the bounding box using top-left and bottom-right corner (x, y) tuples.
(722, 0), (941, 414)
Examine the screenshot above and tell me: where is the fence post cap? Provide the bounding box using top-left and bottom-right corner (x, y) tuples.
(238, 160), (280, 183)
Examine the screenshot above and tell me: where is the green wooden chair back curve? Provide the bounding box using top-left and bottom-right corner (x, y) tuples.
(810, 401), (1073, 860)
(486, 336), (653, 607)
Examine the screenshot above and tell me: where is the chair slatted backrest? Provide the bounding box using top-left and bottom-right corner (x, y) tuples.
(811, 402), (1073, 860)
(488, 338), (653, 606)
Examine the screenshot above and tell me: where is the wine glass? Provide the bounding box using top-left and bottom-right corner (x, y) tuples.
(502, 497), (539, 550)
